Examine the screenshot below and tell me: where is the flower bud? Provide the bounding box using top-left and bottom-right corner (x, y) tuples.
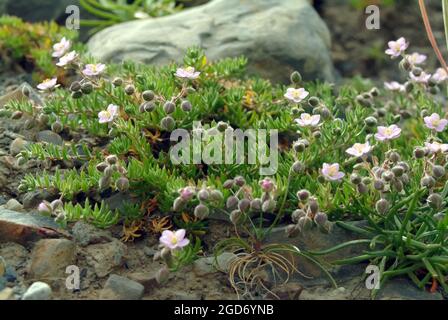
(290, 71), (302, 84)
(297, 189), (310, 202)
(156, 266), (170, 285)
(124, 84), (135, 95)
(308, 96), (320, 107)
(300, 216), (313, 231)
(293, 142), (306, 153)
(314, 212), (328, 226)
(173, 197), (185, 212)
(96, 162), (108, 172)
(217, 121), (228, 132)
(112, 77), (123, 87)
(197, 189), (210, 202)
(250, 198), (262, 211)
(404, 81), (414, 93)
(399, 58), (412, 72)
(414, 147), (426, 159)
(234, 176), (246, 187)
(142, 90), (155, 101)
(432, 165), (446, 179)
(194, 204), (209, 220)
(160, 247), (173, 264)
(262, 199), (276, 213)
(391, 166), (404, 177)
(387, 151), (401, 163)
(38, 201), (52, 214)
(22, 86), (30, 97)
(370, 87), (379, 97)
(163, 101), (176, 114)
(226, 196), (239, 210)
(291, 107), (301, 116)
(421, 175), (436, 189)
(81, 82), (93, 94)
(362, 177), (372, 185)
(373, 179), (385, 191)
(350, 173), (362, 185)
(309, 198), (319, 214)
(11, 111), (23, 120)
(357, 183), (368, 194)
(161, 116), (175, 131)
(230, 210), (242, 225)
(181, 100), (192, 112)
(144, 102), (156, 112)
(51, 121), (63, 133)
(427, 193), (443, 210)
(412, 67), (422, 77)
(98, 176), (111, 190)
(259, 178), (275, 192)
(38, 114), (49, 126)
(291, 161), (304, 174)
(70, 81), (81, 92)
(115, 177), (130, 192)
(71, 91), (83, 99)
(392, 179), (403, 192)
(400, 173), (410, 185)
(382, 171), (394, 182)
(238, 198), (251, 212)
(209, 190), (224, 202)
(376, 199), (390, 215)
(223, 179), (234, 189)
(106, 155), (118, 165)
(364, 116), (377, 127)
(291, 209), (306, 223)
(285, 224), (300, 238)
(17, 156), (27, 166)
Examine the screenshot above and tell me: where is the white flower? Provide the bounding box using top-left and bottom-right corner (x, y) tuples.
(321, 163), (345, 181)
(374, 125), (402, 142)
(295, 113), (320, 127)
(56, 51), (78, 67)
(159, 229), (189, 250)
(37, 78), (58, 91)
(83, 63), (107, 77)
(432, 68), (448, 83)
(405, 52), (427, 66)
(98, 104), (119, 124)
(284, 88), (309, 103)
(134, 11), (149, 19)
(424, 113), (448, 132)
(346, 142), (372, 158)
(175, 67), (201, 80)
(385, 37), (409, 58)
(425, 141), (448, 154)
(384, 81), (405, 92)
(52, 37), (71, 58)
(410, 71), (431, 84)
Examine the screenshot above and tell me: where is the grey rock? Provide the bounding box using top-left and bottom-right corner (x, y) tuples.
(0, 243), (29, 269)
(88, 0), (334, 83)
(72, 220), (112, 246)
(378, 278), (443, 300)
(0, 83), (43, 108)
(193, 252), (237, 276)
(9, 137), (27, 156)
(127, 272), (158, 294)
(22, 281), (52, 300)
(0, 209), (66, 244)
(264, 282), (303, 300)
(36, 130), (63, 146)
(22, 190), (53, 209)
(84, 240), (127, 278)
(4, 199), (23, 211)
(28, 239), (76, 281)
(0, 287), (14, 300)
(100, 274), (144, 300)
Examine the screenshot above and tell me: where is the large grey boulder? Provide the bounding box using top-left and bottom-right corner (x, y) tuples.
(88, 0), (334, 83)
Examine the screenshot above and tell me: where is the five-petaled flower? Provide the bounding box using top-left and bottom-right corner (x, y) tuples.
(284, 88), (309, 103)
(346, 142), (372, 158)
(98, 104), (119, 124)
(425, 141), (448, 154)
(83, 63), (106, 77)
(295, 113), (320, 127)
(410, 71), (431, 84)
(432, 68), (448, 83)
(384, 81), (405, 92)
(375, 125), (402, 142)
(160, 229), (190, 250)
(405, 52), (427, 66)
(385, 37), (408, 58)
(52, 37), (71, 58)
(37, 78), (58, 91)
(321, 163), (345, 181)
(175, 67), (201, 80)
(424, 113), (448, 132)
(56, 51), (78, 67)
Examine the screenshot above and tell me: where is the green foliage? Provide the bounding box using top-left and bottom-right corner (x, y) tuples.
(63, 198), (120, 228)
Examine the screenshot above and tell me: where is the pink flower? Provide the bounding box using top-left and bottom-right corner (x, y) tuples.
(385, 37), (409, 58)
(321, 163), (345, 181)
(38, 201), (52, 214)
(260, 178), (275, 192)
(179, 187), (195, 201)
(52, 37), (71, 58)
(98, 104), (119, 124)
(424, 113), (448, 132)
(405, 52), (427, 66)
(410, 71), (431, 84)
(346, 142), (372, 158)
(37, 78), (58, 91)
(425, 141), (448, 154)
(295, 113), (320, 127)
(82, 63), (106, 77)
(284, 88), (309, 103)
(160, 229), (189, 250)
(175, 67), (200, 80)
(375, 125), (402, 142)
(56, 51), (78, 67)
(384, 81), (405, 92)
(432, 68), (448, 83)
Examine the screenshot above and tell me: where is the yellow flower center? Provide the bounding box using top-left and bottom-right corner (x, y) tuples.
(328, 166), (338, 176)
(171, 237), (178, 245)
(385, 128), (393, 136)
(302, 114), (311, 121)
(186, 67), (195, 73)
(292, 90), (302, 98)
